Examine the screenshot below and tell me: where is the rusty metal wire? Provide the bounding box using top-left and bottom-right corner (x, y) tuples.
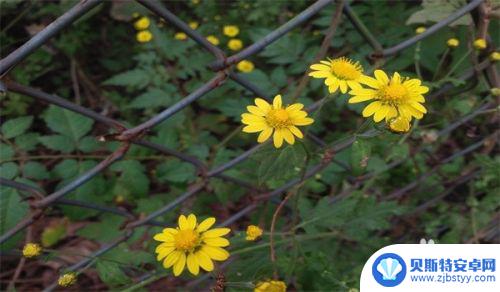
(0, 0), (496, 290)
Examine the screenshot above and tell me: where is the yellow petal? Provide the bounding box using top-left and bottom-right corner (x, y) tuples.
(347, 80), (362, 90)
(400, 104), (424, 119)
(273, 95), (282, 109)
(359, 75), (380, 89)
(247, 105), (266, 116)
(173, 252), (186, 276)
(257, 128), (273, 143)
(417, 86), (429, 94)
(187, 253), (199, 275)
(178, 215), (188, 230)
(202, 246), (230, 261)
(155, 242), (174, 253)
(288, 110), (307, 120)
(310, 64), (330, 71)
(197, 217), (216, 232)
(255, 98), (271, 111)
(163, 251), (181, 268)
(293, 117), (314, 126)
(348, 89), (377, 103)
(328, 81), (339, 93)
(362, 101), (382, 117)
(241, 113), (265, 123)
(196, 250), (214, 272)
(309, 71), (331, 78)
(242, 124), (267, 133)
(374, 105), (390, 122)
(374, 70), (389, 84)
(385, 106), (398, 121)
(162, 228), (178, 235)
(153, 232), (174, 242)
(339, 80), (348, 93)
(392, 72), (401, 84)
(281, 128), (295, 145)
(203, 237), (230, 247)
(202, 228), (231, 238)
(156, 246), (175, 261)
(286, 103), (304, 112)
(288, 126), (303, 138)
(273, 129), (284, 148)
(410, 102), (427, 113)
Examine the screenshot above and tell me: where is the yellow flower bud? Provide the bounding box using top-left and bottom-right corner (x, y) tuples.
(174, 32), (187, 41)
(228, 39), (243, 51)
(237, 60), (254, 73)
(189, 21), (199, 30)
(223, 25), (239, 37)
(206, 35), (220, 46)
(473, 38), (487, 50)
(133, 16), (150, 30)
(491, 88), (500, 97)
(388, 116), (411, 133)
(245, 225), (263, 241)
(58, 273), (77, 287)
(22, 243), (42, 258)
(136, 30), (153, 43)
(490, 52), (500, 62)
(415, 27), (426, 34)
(254, 280), (287, 292)
(446, 38), (459, 48)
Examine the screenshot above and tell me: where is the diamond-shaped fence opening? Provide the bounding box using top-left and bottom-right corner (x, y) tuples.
(0, 0), (497, 290)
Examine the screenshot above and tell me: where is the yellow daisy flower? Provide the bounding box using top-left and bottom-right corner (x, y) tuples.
(134, 16), (150, 30)
(237, 60), (254, 73)
(446, 38), (459, 48)
(223, 25), (239, 37)
(154, 214), (230, 276)
(22, 243), (42, 258)
(189, 21), (199, 30)
(473, 38), (487, 50)
(348, 70), (429, 124)
(241, 95), (314, 148)
(58, 273), (77, 287)
(489, 52), (500, 61)
(206, 35), (220, 46)
(309, 57), (369, 94)
(388, 116), (411, 133)
(228, 39), (243, 51)
(254, 280), (287, 292)
(175, 32), (188, 41)
(245, 225), (263, 241)
(136, 30), (153, 43)
(415, 27), (426, 34)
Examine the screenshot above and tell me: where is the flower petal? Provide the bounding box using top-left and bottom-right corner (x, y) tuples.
(362, 101), (382, 117)
(255, 98), (271, 111)
(242, 124), (268, 133)
(196, 250), (214, 272)
(348, 89), (377, 103)
(288, 126), (303, 138)
(280, 128), (295, 145)
(339, 80), (348, 93)
(247, 105), (266, 116)
(156, 246), (175, 261)
(374, 70), (389, 84)
(309, 71), (331, 78)
(197, 217), (216, 232)
(173, 252), (186, 276)
(241, 113), (265, 123)
(154, 232), (174, 242)
(273, 129), (284, 148)
(257, 127), (273, 143)
(186, 214), (197, 230)
(310, 64), (330, 71)
(292, 117), (314, 126)
(410, 102), (427, 113)
(163, 251), (181, 269)
(286, 103), (304, 112)
(202, 228), (231, 238)
(359, 75), (380, 89)
(187, 253), (199, 276)
(374, 105), (390, 122)
(202, 246), (230, 261)
(203, 237), (230, 247)
(273, 95), (282, 109)
(178, 215), (188, 230)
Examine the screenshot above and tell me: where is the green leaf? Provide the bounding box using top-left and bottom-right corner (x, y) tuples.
(39, 135), (75, 153)
(406, 0), (471, 26)
(0, 188), (28, 250)
(110, 160), (150, 197)
(156, 160), (196, 183)
(41, 221), (67, 247)
(96, 261), (130, 287)
(1, 116), (33, 139)
(23, 161), (49, 180)
(127, 88), (174, 109)
(0, 162), (18, 179)
(15, 133), (40, 151)
(43, 106), (94, 141)
(257, 144), (306, 184)
(103, 68), (150, 88)
(77, 214), (125, 241)
(350, 139), (371, 175)
(0, 143), (14, 160)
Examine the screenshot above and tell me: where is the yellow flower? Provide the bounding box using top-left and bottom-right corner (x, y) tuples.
(22, 243), (42, 258)
(415, 27), (426, 34)
(254, 280), (287, 292)
(228, 39), (243, 51)
(136, 30), (153, 43)
(206, 35), (220, 45)
(241, 95), (314, 148)
(58, 273), (77, 287)
(191, 0), (200, 4)
(491, 88), (500, 97)
(132, 12), (139, 18)
(189, 21), (199, 30)
(473, 38), (487, 50)
(223, 25), (239, 37)
(237, 60), (254, 73)
(154, 214), (230, 276)
(134, 16), (150, 30)
(175, 32), (188, 41)
(309, 57), (370, 94)
(388, 116), (411, 133)
(446, 38), (459, 48)
(490, 52), (500, 62)
(348, 70), (429, 124)
(245, 225), (263, 241)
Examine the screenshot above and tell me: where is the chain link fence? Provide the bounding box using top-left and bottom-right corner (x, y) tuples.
(0, 0), (497, 290)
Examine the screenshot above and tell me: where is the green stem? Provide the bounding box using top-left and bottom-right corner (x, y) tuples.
(432, 48), (450, 81)
(414, 42), (422, 80)
(442, 49), (472, 80)
(121, 273), (164, 292)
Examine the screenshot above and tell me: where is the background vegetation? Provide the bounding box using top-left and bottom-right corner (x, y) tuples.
(0, 0), (498, 291)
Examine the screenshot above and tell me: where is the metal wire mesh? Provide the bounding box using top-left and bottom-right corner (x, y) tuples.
(0, 0), (496, 290)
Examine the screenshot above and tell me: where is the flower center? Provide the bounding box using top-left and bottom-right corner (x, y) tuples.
(174, 229), (199, 251)
(330, 59), (362, 80)
(381, 83), (407, 102)
(266, 109), (291, 128)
